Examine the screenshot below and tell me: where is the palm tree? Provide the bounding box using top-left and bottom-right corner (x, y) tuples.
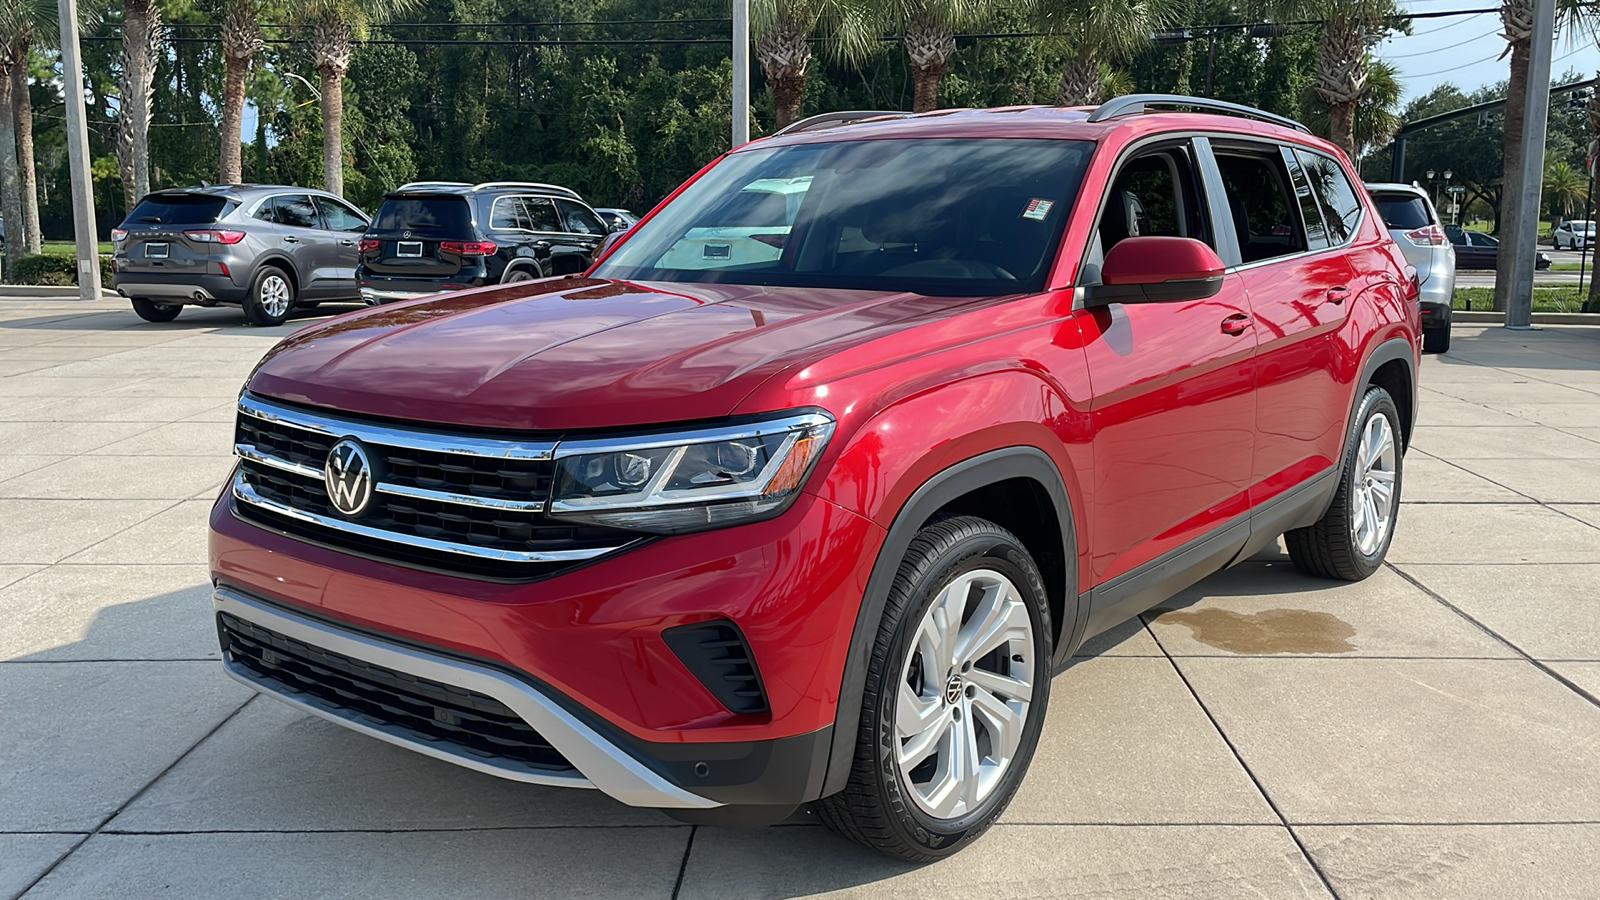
(118, 0), (163, 208)
(288, 0), (418, 196)
(1544, 159), (1586, 227)
(878, 0), (994, 113)
(1305, 55), (1401, 160)
(1029, 0), (1184, 107)
(1, 0), (59, 254)
(217, 0), (264, 184)
(1253, 0), (1397, 158)
(752, 0), (875, 129)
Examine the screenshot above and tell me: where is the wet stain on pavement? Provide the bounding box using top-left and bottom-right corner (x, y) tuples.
(1154, 608), (1357, 654)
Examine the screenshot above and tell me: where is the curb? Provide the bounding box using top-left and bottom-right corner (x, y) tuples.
(0, 286), (119, 300)
(1454, 311), (1600, 325)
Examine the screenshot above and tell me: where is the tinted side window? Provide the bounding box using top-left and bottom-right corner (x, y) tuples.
(523, 197), (562, 232)
(273, 195), (320, 229)
(315, 197), (368, 232)
(1097, 147), (1210, 254)
(1296, 150), (1363, 244)
(556, 199), (606, 236)
(489, 196), (530, 231)
(250, 201), (278, 224)
(1281, 148), (1330, 251)
(1215, 151), (1303, 263)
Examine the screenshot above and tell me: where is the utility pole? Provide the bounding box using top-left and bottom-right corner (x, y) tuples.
(57, 0), (100, 302)
(732, 0), (749, 148)
(1507, 0), (1555, 329)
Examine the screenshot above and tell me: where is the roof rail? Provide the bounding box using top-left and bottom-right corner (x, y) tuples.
(394, 181), (473, 192)
(770, 110), (911, 137)
(470, 181), (581, 199)
(1087, 94), (1310, 134)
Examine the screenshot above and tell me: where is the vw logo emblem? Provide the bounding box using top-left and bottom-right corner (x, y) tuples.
(324, 438), (374, 517)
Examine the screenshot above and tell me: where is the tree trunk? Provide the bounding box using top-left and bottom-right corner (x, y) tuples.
(12, 54), (40, 254)
(1496, 38), (1530, 312)
(904, 17), (954, 113)
(1326, 101), (1357, 161)
(310, 19), (351, 197)
(1056, 53), (1100, 107)
(118, 0), (161, 204)
(219, 0), (261, 184)
(1314, 15), (1367, 160)
(0, 63), (23, 277)
(756, 16), (810, 129)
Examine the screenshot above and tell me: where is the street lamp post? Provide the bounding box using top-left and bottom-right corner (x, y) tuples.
(57, 0), (100, 301)
(732, 0), (749, 148)
(1427, 169), (1438, 207)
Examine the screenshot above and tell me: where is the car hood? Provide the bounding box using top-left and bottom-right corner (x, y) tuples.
(248, 278), (997, 431)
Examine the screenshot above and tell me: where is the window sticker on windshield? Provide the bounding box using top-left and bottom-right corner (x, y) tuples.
(1022, 198), (1053, 221)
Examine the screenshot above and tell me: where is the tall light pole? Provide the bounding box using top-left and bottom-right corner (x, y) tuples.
(732, 0), (749, 147)
(57, 0), (100, 302)
(1507, 0), (1556, 329)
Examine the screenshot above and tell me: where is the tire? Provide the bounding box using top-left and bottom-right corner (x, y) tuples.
(130, 298), (181, 323)
(1286, 386), (1403, 582)
(1422, 326), (1450, 354)
(244, 266), (294, 326)
(812, 516), (1053, 862)
(504, 267), (537, 284)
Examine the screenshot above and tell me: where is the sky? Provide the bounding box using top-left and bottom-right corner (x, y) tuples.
(1377, 0), (1600, 104)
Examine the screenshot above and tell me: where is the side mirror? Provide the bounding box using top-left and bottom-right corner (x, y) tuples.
(609, 220), (631, 234)
(1084, 236), (1226, 305)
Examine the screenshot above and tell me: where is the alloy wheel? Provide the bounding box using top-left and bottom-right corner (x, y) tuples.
(895, 568), (1035, 820)
(1352, 411), (1397, 556)
(261, 274), (291, 318)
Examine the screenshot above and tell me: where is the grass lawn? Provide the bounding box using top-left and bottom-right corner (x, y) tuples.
(40, 240), (114, 256)
(1454, 286), (1596, 313)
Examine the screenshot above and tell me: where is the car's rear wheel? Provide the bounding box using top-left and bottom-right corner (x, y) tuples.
(504, 267), (537, 283)
(812, 516), (1051, 862)
(244, 266), (294, 326)
(1286, 386), (1402, 581)
(1422, 326), (1450, 354)
(130, 298), (181, 323)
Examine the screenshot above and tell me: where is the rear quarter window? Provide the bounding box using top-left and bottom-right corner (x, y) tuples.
(125, 195), (230, 226)
(371, 196), (474, 235)
(1296, 150), (1364, 243)
(1372, 194), (1432, 230)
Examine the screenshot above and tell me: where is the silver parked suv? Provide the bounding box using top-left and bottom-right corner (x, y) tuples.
(1366, 182), (1455, 353)
(112, 184), (371, 326)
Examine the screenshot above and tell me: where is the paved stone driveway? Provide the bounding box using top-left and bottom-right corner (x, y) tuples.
(2, 298), (1597, 899)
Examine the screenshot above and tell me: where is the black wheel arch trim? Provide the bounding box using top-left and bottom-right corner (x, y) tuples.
(817, 445), (1081, 800)
(249, 254), (302, 294)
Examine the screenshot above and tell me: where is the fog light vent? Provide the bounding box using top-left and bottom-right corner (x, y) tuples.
(662, 620), (769, 715)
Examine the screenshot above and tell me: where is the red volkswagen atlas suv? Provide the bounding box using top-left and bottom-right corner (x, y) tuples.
(211, 96), (1419, 861)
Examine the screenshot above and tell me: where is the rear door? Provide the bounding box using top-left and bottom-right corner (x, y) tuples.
(360, 194), (476, 279)
(1214, 142), (1354, 506)
(115, 193), (232, 279)
(553, 198), (606, 269)
(270, 194), (339, 298)
(312, 195), (369, 297)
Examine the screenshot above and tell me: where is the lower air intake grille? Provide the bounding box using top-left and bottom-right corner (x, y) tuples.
(219, 612), (573, 772)
(662, 620), (769, 714)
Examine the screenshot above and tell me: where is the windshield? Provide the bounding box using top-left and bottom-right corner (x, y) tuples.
(594, 138), (1093, 296)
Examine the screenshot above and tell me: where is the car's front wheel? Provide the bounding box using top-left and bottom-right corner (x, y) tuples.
(130, 298), (181, 323)
(1286, 386), (1403, 581)
(812, 516), (1052, 861)
(244, 266), (294, 327)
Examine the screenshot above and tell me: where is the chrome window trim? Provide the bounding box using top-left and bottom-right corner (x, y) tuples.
(231, 472), (624, 562)
(552, 411), (835, 458)
(214, 587), (720, 808)
(239, 393), (557, 461)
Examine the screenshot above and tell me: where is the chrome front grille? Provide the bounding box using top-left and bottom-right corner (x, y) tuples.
(231, 393), (636, 578)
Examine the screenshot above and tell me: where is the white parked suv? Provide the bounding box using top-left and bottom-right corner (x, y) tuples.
(1553, 220), (1594, 250)
(1367, 183), (1455, 353)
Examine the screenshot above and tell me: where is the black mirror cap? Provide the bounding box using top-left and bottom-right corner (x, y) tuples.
(1083, 274), (1225, 306)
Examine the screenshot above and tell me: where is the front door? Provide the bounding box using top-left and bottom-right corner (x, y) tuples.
(270, 194), (340, 299)
(313, 195), (370, 298)
(1076, 140), (1258, 625)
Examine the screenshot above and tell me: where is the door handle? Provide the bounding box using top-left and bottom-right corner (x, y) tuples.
(1220, 313), (1252, 336)
(339, 239), (354, 246)
(282, 236), (300, 244)
(1327, 286), (1349, 305)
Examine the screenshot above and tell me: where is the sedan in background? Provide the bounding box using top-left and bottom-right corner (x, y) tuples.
(1444, 225), (1551, 270)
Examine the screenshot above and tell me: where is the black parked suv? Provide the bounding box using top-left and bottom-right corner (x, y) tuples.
(357, 182), (608, 304)
(111, 184), (370, 326)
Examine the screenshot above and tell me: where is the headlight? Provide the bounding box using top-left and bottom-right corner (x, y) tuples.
(547, 412), (834, 534)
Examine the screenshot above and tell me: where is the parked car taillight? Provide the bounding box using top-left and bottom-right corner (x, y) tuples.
(358, 238), (379, 252)
(184, 229), (247, 244)
(440, 240), (497, 256)
(1403, 225), (1446, 246)
(110, 228), (128, 242)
